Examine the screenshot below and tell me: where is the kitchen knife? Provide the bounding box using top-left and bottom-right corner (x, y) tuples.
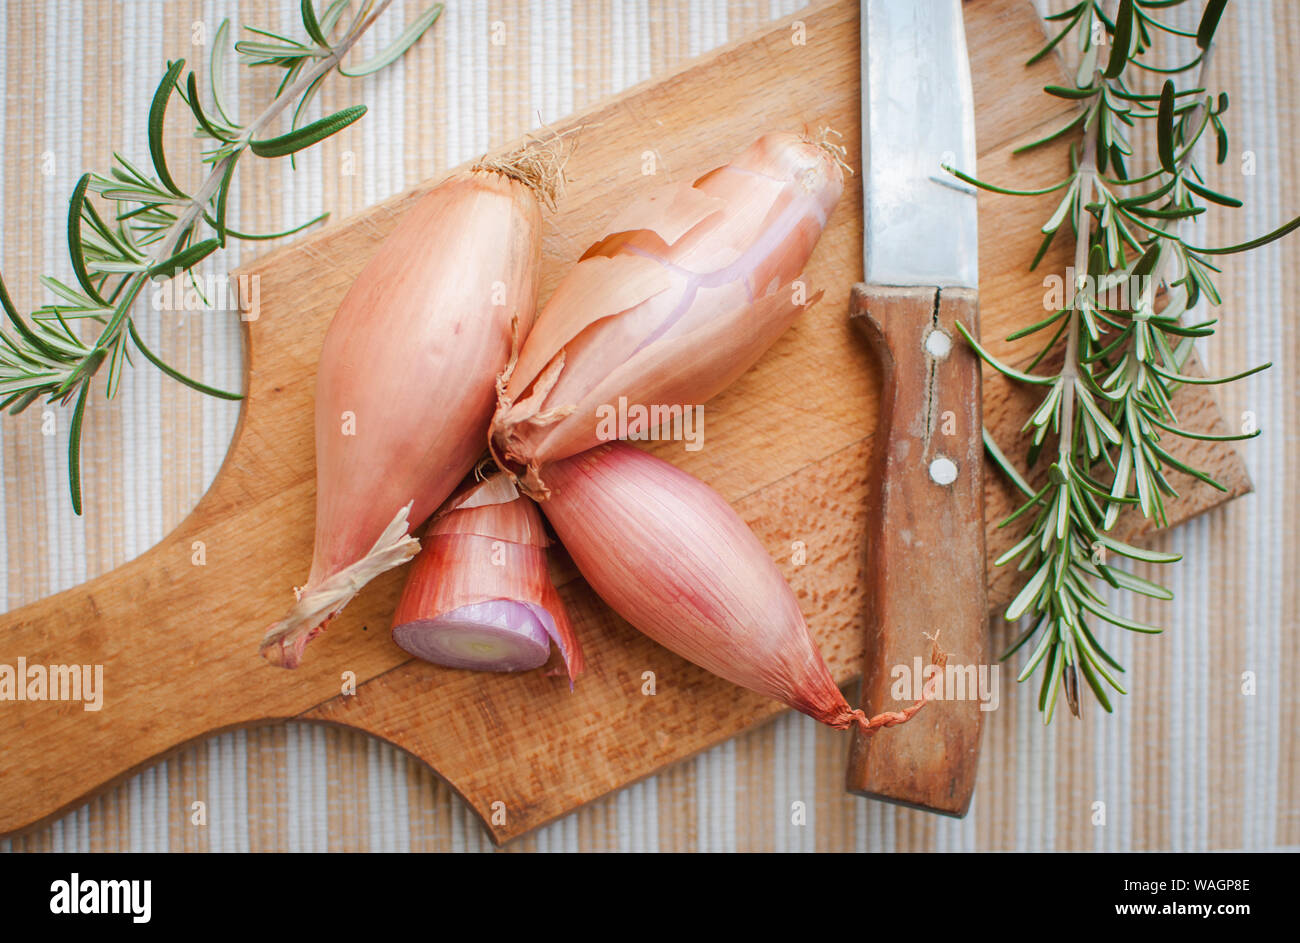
(844, 0), (988, 816)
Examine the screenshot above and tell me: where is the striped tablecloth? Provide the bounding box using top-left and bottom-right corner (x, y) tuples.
(1, 0), (1295, 852)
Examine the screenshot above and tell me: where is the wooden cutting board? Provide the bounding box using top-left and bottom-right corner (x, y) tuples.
(0, 0), (1249, 844)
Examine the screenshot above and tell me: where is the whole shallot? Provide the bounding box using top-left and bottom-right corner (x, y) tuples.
(492, 130), (845, 495)
(540, 442), (942, 733)
(260, 142), (562, 668)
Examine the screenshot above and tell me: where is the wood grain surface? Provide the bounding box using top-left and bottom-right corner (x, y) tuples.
(845, 286), (988, 816)
(0, 0), (1253, 845)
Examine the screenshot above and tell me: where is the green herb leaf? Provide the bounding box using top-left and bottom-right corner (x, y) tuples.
(67, 174), (109, 306)
(185, 70), (234, 144)
(127, 321), (242, 400)
(249, 103), (367, 157)
(1157, 80), (1177, 173)
(1104, 0), (1134, 79)
(1196, 0), (1229, 50)
(148, 59), (188, 197)
(149, 238), (221, 279)
(67, 380), (91, 516)
(301, 0), (330, 48)
(340, 4), (444, 77)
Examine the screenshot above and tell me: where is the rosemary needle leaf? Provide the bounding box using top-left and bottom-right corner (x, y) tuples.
(1014, 110), (1088, 154)
(340, 4), (444, 77)
(1148, 360), (1270, 386)
(1076, 595), (1162, 633)
(996, 532), (1039, 567)
(209, 20), (238, 127)
(185, 71), (234, 144)
(1103, 567), (1175, 600)
(1030, 225), (1059, 270)
(1043, 3), (1085, 23)
(1104, 0), (1135, 79)
(225, 212), (329, 241)
(983, 425), (1036, 497)
(212, 158), (238, 241)
(1007, 561), (1051, 621)
(250, 103), (367, 158)
(126, 321), (241, 401)
(149, 238), (221, 280)
(1030, 8), (1085, 66)
(1045, 84), (1100, 100)
(1, 276), (58, 357)
(148, 59), (188, 197)
(1096, 534), (1181, 564)
(1146, 412), (1260, 442)
(1156, 81), (1178, 172)
(67, 174), (109, 307)
(1077, 654), (1114, 712)
(1188, 212), (1300, 255)
(955, 320), (1058, 385)
(943, 164), (1074, 197)
(1183, 176), (1243, 207)
(67, 381), (90, 515)
(301, 0), (330, 48)
(291, 72), (328, 135)
(1197, 0), (1229, 50)
(1001, 616), (1046, 661)
(1040, 646), (1064, 720)
(1018, 621), (1057, 682)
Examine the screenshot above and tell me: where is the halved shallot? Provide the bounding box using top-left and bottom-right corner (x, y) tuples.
(260, 143), (561, 668)
(491, 130), (846, 495)
(391, 473), (582, 680)
(540, 443), (942, 733)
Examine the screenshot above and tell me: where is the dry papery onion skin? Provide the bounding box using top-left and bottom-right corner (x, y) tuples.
(492, 130), (845, 497)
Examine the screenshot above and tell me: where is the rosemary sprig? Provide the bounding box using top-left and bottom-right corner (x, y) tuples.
(953, 0), (1297, 720)
(0, 0), (442, 514)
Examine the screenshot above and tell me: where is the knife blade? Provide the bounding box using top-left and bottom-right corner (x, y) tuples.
(844, 0), (989, 816)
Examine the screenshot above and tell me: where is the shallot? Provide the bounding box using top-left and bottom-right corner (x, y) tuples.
(492, 131), (845, 495)
(540, 442), (940, 732)
(392, 473), (582, 679)
(260, 143), (560, 668)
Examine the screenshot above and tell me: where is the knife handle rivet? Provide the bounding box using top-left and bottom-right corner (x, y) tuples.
(924, 328), (952, 360)
(929, 456), (958, 486)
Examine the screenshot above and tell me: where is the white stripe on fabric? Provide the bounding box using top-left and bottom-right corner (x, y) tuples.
(530, 0), (574, 126)
(0, 0), (8, 616)
(201, 0), (243, 489)
(40, 0), (85, 594)
(1233, 0), (1282, 852)
(695, 737), (736, 852)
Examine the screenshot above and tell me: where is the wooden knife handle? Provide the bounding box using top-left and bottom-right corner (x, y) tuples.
(844, 283), (988, 816)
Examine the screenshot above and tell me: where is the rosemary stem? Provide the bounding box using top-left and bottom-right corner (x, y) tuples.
(960, 0), (1294, 717)
(87, 1), (394, 362)
(1056, 21), (1108, 466)
(1, 0), (437, 515)
(152, 0), (392, 268)
(80, 0), (394, 369)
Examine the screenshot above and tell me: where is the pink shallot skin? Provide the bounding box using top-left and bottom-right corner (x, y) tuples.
(310, 173), (541, 584)
(539, 442), (852, 725)
(492, 132), (843, 494)
(261, 170), (542, 668)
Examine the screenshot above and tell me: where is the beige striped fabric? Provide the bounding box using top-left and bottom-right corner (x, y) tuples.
(1, 0), (1296, 852)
